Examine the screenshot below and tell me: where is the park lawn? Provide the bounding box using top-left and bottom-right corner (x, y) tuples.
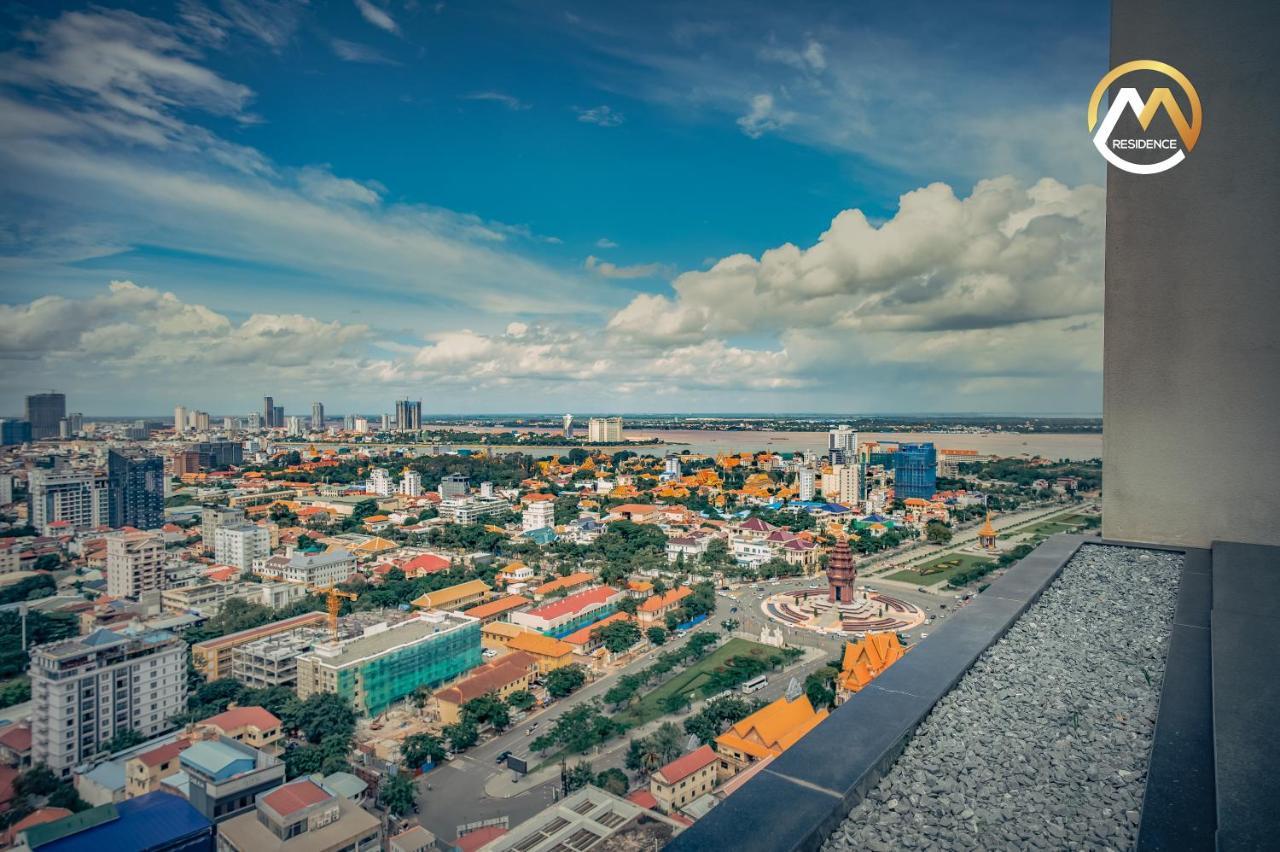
(886, 552), (995, 586)
(615, 637), (776, 728)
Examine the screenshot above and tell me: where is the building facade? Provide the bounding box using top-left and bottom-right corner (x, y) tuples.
(893, 443), (938, 501)
(214, 524), (270, 572)
(28, 468), (109, 534)
(587, 417), (623, 443)
(30, 629), (187, 777)
(106, 531), (166, 599)
(25, 392), (66, 440)
(107, 450), (165, 530)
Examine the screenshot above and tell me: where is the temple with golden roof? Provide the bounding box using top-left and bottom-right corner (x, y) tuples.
(978, 511), (998, 549)
(714, 694), (829, 781)
(836, 632), (907, 703)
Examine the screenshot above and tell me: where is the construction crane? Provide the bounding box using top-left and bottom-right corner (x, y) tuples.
(308, 585), (358, 640)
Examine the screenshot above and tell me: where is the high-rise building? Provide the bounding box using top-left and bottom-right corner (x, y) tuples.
(0, 419), (32, 446)
(201, 506), (244, 554)
(563, 413), (574, 438)
(893, 443), (938, 501)
(380, 413), (390, 431)
(262, 396), (274, 428)
(523, 499), (555, 532)
(272, 405), (284, 429)
(106, 530), (165, 598)
(367, 467), (394, 497)
(174, 404), (187, 434)
(311, 401), (325, 430)
(215, 523), (271, 572)
(400, 470), (422, 497)
(192, 410), (210, 431)
(247, 411), (262, 432)
(587, 417), (623, 443)
(30, 628), (187, 776)
(394, 399), (422, 431)
(63, 412), (84, 434)
(662, 455), (681, 480)
(286, 415), (304, 436)
(353, 416), (369, 433)
(107, 450), (165, 530)
(27, 468), (109, 534)
(828, 424), (857, 465)
(835, 463), (863, 507)
(797, 467), (817, 502)
(25, 392), (66, 440)
(343, 414), (356, 431)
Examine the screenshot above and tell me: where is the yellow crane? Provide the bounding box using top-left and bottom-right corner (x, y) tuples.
(308, 585), (357, 640)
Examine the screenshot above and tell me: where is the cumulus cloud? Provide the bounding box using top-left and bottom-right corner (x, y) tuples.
(577, 105), (624, 127)
(584, 256), (671, 280)
(595, 238), (618, 249)
(736, 94), (792, 139)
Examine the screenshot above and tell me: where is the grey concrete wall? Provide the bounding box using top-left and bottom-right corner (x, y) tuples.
(1104, 0), (1280, 547)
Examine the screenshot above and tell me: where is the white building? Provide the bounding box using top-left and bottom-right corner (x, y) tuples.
(353, 417), (370, 434)
(522, 499), (555, 532)
(255, 549), (356, 587)
(835, 463), (863, 506)
(587, 417), (624, 443)
(214, 523), (271, 572)
(439, 497), (510, 524)
(174, 405), (187, 434)
(400, 470), (422, 497)
(27, 468), (109, 534)
(286, 415), (305, 436)
(368, 467), (394, 497)
(106, 530), (166, 599)
(662, 456), (681, 481)
(828, 424), (858, 464)
(797, 467), (817, 502)
(731, 536), (772, 567)
(30, 628), (187, 777)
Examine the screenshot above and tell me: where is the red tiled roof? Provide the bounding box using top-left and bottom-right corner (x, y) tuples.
(653, 745), (717, 785)
(462, 595), (529, 620)
(134, 738), (190, 768)
(404, 554), (450, 574)
(0, 725), (32, 753)
(456, 826), (508, 852)
(201, 706), (281, 732)
(262, 779), (331, 817)
(626, 789), (659, 810)
(435, 652), (537, 706)
(524, 586), (619, 621)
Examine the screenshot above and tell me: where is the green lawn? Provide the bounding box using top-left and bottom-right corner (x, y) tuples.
(615, 637), (776, 728)
(886, 552), (995, 586)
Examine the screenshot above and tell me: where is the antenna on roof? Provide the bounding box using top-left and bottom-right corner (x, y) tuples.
(785, 677), (802, 701)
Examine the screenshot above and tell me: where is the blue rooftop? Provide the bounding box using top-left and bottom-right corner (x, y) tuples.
(179, 740), (255, 782)
(25, 791), (213, 852)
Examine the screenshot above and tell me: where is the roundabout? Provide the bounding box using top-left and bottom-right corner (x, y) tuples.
(763, 538), (927, 636)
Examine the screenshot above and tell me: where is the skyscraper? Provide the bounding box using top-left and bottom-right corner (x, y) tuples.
(563, 413), (574, 438)
(395, 399), (422, 430)
(0, 420), (31, 446)
(311, 401), (325, 430)
(263, 396), (274, 428)
(272, 405), (284, 429)
(107, 450), (165, 530)
(587, 417), (623, 442)
(828, 424), (857, 465)
(893, 443), (938, 501)
(174, 404), (187, 434)
(25, 392), (65, 440)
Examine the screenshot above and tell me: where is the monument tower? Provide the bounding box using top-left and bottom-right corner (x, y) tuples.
(827, 537), (858, 604)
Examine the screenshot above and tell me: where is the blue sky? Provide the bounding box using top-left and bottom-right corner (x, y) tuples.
(0, 0), (1110, 416)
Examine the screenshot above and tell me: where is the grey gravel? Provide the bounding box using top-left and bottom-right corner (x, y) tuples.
(822, 544), (1182, 852)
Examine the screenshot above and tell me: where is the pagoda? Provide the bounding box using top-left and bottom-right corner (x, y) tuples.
(826, 537), (858, 604)
(978, 511), (998, 549)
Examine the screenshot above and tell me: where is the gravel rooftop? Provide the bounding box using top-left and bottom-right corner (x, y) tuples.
(824, 544), (1183, 852)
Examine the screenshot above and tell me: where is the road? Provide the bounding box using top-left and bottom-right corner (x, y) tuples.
(414, 591), (832, 841)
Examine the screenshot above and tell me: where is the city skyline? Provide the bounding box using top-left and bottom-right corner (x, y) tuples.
(1, 0), (1109, 415)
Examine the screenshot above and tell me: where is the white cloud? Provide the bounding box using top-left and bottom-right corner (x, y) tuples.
(736, 93), (792, 139)
(462, 91), (531, 110)
(584, 255), (671, 280)
(331, 38), (399, 65)
(577, 105), (624, 127)
(595, 238), (618, 249)
(354, 0), (399, 34)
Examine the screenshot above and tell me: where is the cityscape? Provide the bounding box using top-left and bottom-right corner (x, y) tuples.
(1, 1), (1275, 852)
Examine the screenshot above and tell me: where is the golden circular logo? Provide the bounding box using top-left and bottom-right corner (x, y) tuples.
(1087, 60), (1202, 174)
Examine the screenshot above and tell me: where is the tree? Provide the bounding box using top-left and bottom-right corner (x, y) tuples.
(649, 722), (684, 764)
(925, 521), (953, 545)
(462, 694), (511, 731)
(596, 767), (629, 796)
(646, 626), (668, 646)
(594, 620), (642, 654)
(401, 733), (446, 768)
(616, 597), (640, 616)
(563, 761), (596, 793)
(14, 765), (60, 798)
(664, 611), (681, 632)
(804, 666), (839, 710)
(544, 664), (587, 698)
(506, 690), (536, 711)
(379, 773), (417, 817)
(101, 729), (145, 754)
(294, 693), (356, 745)
(443, 719), (478, 752)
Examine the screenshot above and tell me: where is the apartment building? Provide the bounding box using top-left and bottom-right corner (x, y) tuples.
(106, 531), (166, 599)
(296, 611), (481, 716)
(230, 629), (322, 689)
(253, 548), (356, 586)
(216, 777), (381, 852)
(30, 628), (187, 777)
(587, 417), (624, 443)
(438, 496), (510, 524)
(214, 523), (270, 572)
(27, 468), (109, 534)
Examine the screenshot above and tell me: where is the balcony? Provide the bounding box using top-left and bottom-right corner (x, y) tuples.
(667, 1), (1279, 849)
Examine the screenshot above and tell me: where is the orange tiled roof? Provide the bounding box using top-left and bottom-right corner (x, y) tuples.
(463, 595), (529, 620)
(715, 695), (828, 758)
(532, 571), (593, 597)
(506, 631), (573, 659)
(638, 586), (691, 613)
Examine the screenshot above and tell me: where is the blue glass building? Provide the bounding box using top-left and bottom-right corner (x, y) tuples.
(894, 443), (938, 500)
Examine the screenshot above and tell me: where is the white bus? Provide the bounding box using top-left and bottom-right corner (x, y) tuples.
(740, 675), (768, 694)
